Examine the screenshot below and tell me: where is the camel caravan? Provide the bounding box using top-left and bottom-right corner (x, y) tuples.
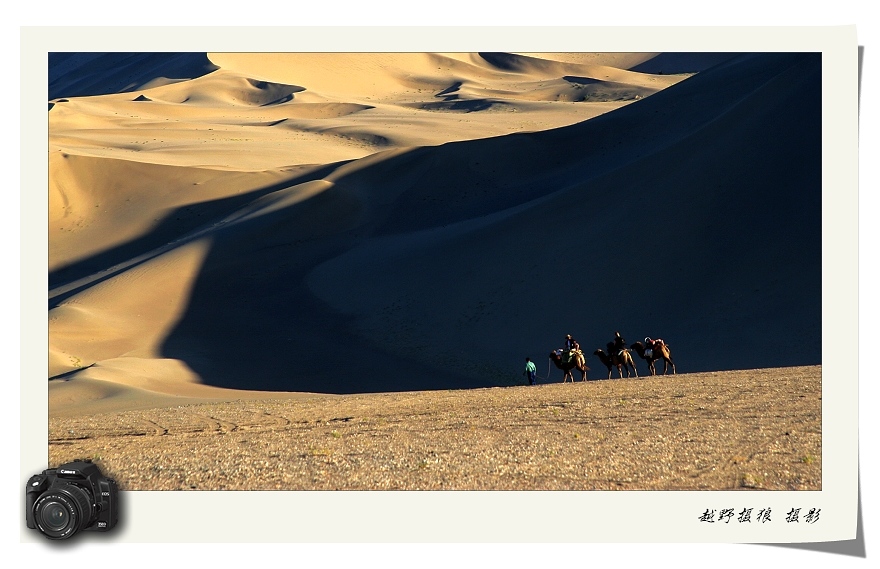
(546, 331), (676, 383)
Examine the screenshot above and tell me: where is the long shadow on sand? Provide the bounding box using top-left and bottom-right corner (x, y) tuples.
(49, 161), (353, 309)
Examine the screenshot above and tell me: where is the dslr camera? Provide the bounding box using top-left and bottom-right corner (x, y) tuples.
(26, 459), (118, 540)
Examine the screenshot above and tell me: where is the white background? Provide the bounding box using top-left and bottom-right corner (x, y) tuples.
(8, 1), (878, 567)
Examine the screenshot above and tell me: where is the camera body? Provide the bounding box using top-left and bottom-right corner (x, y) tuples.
(26, 459), (118, 540)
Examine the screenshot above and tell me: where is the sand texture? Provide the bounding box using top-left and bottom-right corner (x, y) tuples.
(48, 366), (820, 491)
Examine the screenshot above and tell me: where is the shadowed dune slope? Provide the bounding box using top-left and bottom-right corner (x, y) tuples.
(513, 52), (738, 73)
(49, 53), (219, 100)
(48, 153), (343, 293)
(627, 52), (743, 74)
(162, 53), (820, 392)
(48, 52), (820, 397)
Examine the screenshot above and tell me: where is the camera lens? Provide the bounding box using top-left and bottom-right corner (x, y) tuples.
(33, 484), (95, 540)
(40, 501), (70, 530)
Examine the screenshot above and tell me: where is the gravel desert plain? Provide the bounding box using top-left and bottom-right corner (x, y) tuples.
(49, 366), (821, 491)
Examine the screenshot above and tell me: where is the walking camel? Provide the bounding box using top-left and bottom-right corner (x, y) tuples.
(549, 351), (589, 382)
(630, 341), (676, 375)
(592, 348), (638, 380)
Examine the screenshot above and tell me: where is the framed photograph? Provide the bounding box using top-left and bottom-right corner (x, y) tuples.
(22, 25), (859, 547)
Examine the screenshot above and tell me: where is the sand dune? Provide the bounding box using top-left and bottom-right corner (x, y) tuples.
(47, 52), (820, 412)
